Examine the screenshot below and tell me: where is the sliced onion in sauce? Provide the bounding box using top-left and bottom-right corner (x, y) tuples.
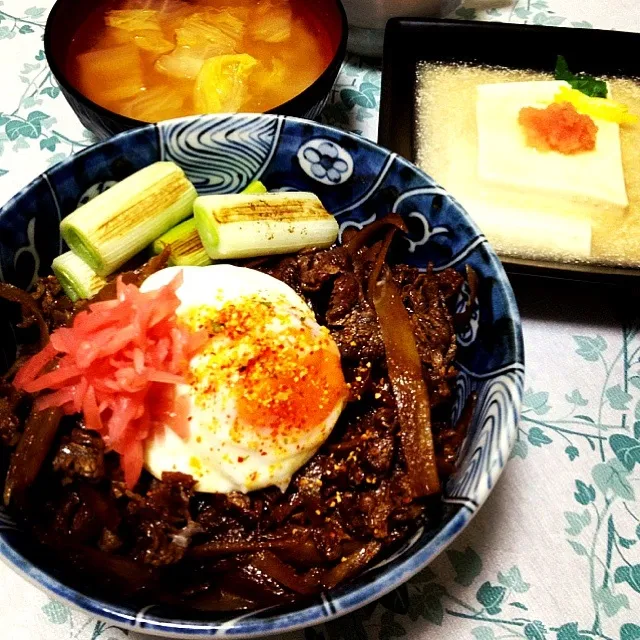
(3, 407), (63, 507)
(345, 213), (407, 256)
(371, 267), (440, 498)
(0, 282), (49, 349)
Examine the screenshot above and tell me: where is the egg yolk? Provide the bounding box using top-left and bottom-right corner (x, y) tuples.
(236, 343), (347, 436)
(183, 294), (348, 438)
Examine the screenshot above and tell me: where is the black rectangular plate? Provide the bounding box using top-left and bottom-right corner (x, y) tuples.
(378, 18), (640, 285)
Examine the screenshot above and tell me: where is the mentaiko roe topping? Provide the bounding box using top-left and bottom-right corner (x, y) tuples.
(12, 274), (207, 489)
(518, 101), (598, 154)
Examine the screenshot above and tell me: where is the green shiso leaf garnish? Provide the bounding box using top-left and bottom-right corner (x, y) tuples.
(555, 55), (608, 98)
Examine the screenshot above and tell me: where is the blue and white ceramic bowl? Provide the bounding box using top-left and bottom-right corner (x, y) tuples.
(0, 114), (524, 638)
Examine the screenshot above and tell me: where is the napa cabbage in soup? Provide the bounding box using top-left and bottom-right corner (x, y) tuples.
(66, 0), (334, 122)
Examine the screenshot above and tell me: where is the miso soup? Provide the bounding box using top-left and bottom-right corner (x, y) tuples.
(66, 0), (336, 122)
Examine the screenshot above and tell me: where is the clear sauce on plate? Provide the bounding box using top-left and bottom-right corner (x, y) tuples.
(415, 62), (640, 268)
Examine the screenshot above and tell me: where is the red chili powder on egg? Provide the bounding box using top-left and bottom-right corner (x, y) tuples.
(185, 295), (348, 440)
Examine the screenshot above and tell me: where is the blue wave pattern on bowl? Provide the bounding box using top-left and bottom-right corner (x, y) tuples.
(0, 114), (524, 638)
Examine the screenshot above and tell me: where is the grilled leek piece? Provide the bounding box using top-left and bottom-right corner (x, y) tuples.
(193, 191), (338, 260)
(242, 180), (268, 195)
(60, 162), (197, 276)
(52, 251), (108, 302)
(152, 181), (268, 265)
(152, 218), (212, 267)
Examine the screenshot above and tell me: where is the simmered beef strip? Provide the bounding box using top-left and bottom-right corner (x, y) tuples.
(52, 427), (105, 483)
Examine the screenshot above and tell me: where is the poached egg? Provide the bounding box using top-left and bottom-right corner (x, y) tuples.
(139, 264), (348, 493)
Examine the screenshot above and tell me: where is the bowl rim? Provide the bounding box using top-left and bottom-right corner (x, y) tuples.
(0, 112), (524, 638)
(43, 0), (349, 129)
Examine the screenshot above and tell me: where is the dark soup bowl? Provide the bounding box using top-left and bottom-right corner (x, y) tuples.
(44, 0), (348, 140)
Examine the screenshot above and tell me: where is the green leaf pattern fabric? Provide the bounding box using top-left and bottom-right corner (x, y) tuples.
(0, 1), (639, 639)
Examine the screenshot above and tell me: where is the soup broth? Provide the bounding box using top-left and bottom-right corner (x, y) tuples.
(66, 0), (334, 122)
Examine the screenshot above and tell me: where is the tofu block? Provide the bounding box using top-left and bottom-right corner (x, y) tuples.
(468, 199), (592, 260)
(476, 80), (629, 218)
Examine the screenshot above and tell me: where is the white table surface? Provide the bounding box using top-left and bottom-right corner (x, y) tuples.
(0, 1), (639, 639)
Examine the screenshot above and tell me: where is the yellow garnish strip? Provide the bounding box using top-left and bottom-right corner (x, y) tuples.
(553, 85), (638, 125)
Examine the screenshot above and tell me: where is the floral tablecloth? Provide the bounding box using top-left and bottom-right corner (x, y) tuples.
(1, 1), (640, 639)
